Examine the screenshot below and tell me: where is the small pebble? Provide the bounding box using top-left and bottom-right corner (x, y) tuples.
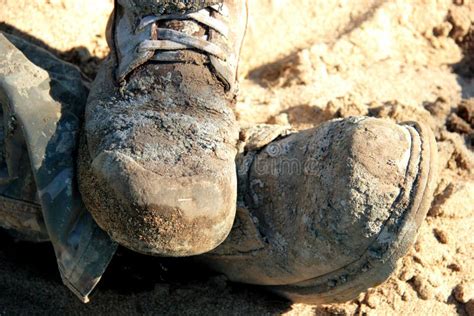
(433, 22), (453, 37)
(433, 228), (449, 244)
(399, 268), (415, 282)
(411, 275), (435, 300)
(364, 291), (381, 309)
(454, 282), (474, 304)
(447, 263), (462, 272)
(271, 113), (290, 125)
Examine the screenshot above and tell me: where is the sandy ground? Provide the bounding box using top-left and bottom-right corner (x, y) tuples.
(0, 0), (473, 315)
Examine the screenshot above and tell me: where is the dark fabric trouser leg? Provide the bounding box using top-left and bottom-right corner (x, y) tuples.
(0, 32), (117, 303)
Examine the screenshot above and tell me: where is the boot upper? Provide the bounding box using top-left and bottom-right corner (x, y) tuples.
(205, 118), (436, 292)
(80, 1), (248, 256)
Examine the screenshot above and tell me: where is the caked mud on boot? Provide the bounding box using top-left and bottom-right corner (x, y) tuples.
(78, 0), (248, 256)
(202, 117), (438, 304)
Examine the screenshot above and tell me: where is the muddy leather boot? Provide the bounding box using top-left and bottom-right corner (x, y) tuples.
(203, 117), (438, 304)
(79, 0), (247, 256)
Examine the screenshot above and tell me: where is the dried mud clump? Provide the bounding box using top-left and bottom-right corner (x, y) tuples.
(447, 99), (474, 147)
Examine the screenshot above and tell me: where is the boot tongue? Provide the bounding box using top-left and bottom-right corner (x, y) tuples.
(118, 0), (222, 15)
(123, 17), (211, 94)
(116, 3), (212, 86)
(161, 19), (206, 39)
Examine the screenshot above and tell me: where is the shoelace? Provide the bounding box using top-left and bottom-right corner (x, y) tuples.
(136, 4), (229, 62)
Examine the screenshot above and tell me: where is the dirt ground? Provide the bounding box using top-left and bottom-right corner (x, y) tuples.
(0, 0), (473, 315)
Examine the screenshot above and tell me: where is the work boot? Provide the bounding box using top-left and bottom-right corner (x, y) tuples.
(203, 117), (438, 304)
(78, 0), (248, 256)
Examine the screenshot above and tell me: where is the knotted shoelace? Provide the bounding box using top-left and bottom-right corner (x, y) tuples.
(136, 4), (229, 62)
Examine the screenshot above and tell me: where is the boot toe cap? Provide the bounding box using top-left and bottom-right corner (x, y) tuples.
(275, 118), (438, 303)
(203, 117), (438, 304)
(80, 149), (236, 256)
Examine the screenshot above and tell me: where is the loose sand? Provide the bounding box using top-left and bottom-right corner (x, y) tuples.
(0, 0), (473, 314)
